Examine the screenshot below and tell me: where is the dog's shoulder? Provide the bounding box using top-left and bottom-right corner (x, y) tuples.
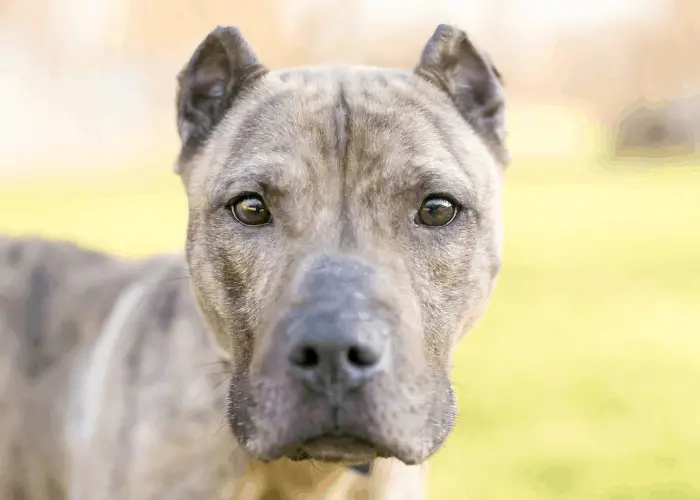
(0, 236), (231, 498)
(0, 236), (142, 379)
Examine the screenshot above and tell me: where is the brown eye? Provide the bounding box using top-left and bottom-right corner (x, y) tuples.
(230, 194), (271, 226)
(417, 196), (457, 227)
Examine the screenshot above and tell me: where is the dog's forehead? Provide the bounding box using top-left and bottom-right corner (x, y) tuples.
(193, 66), (501, 209)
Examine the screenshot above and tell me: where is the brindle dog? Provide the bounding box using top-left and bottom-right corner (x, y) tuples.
(0, 23), (509, 499)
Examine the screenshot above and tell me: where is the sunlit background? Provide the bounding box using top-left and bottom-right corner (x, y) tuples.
(2, 0), (699, 498)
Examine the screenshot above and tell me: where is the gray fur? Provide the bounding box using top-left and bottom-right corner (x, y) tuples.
(1, 23), (508, 499)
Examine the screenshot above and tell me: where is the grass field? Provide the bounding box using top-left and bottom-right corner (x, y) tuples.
(2, 156), (699, 499)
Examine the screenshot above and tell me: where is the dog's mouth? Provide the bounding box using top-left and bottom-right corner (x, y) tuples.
(286, 434), (385, 464)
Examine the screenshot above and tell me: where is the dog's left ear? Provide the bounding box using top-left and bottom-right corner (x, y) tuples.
(416, 24), (509, 165)
(175, 26), (267, 175)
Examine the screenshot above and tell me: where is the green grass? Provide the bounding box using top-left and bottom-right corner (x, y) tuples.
(2, 157), (699, 499)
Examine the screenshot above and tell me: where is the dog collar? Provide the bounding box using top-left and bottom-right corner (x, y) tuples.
(347, 462), (372, 476)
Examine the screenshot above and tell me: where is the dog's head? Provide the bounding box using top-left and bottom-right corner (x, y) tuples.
(175, 24), (508, 465)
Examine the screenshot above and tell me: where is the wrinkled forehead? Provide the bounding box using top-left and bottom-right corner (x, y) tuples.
(194, 66), (501, 209)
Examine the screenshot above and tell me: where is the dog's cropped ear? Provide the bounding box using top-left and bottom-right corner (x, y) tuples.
(416, 24), (509, 165)
(175, 26), (267, 175)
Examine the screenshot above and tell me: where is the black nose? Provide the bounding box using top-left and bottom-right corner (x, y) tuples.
(282, 255), (389, 394)
(288, 329), (385, 393)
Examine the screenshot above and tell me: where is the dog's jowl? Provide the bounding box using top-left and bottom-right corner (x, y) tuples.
(1, 23), (509, 500)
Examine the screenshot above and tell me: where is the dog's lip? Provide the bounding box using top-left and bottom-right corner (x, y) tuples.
(287, 433), (382, 463)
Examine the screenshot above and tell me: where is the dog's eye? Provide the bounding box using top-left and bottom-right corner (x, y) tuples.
(230, 194), (271, 226)
(416, 196), (457, 227)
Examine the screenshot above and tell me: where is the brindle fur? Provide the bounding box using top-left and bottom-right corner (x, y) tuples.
(0, 24), (509, 499)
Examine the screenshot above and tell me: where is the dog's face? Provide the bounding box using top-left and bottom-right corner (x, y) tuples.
(175, 25), (508, 465)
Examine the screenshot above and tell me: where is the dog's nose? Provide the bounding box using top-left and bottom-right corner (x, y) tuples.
(288, 330), (384, 392)
(279, 255), (391, 394)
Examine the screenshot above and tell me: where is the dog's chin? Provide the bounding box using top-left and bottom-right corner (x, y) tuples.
(286, 435), (383, 464)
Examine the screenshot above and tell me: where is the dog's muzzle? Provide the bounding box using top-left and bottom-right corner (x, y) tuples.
(238, 254), (415, 463)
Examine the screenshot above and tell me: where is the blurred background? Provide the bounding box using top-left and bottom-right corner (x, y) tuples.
(1, 0), (699, 498)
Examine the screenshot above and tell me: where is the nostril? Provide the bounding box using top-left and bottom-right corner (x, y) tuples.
(347, 345), (380, 368)
(290, 346), (320, 369)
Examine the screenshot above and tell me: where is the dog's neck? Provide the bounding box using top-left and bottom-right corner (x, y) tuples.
(232, 458), (424, 499)
(232, 459), (357, 497)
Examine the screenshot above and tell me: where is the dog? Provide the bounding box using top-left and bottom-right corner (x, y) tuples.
(0, 23), (509, 499)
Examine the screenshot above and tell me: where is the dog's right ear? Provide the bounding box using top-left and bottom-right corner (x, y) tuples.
(175, 26), (267, 175)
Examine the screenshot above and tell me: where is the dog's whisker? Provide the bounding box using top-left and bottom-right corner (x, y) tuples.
(212, 418), (230, 439)
(166, 276), (191, 282)
(308, 459), (323, 480)
(198, 360), (229, 367)
(212, 379), (230, 391)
